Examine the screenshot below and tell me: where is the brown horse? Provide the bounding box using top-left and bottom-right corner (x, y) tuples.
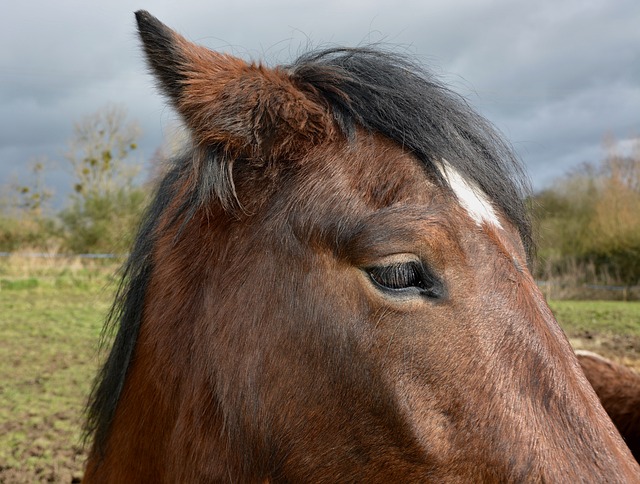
(577, 350), (640, 462)
(83, 10), (640, 482)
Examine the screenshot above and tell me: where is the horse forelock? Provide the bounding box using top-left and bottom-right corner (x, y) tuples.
(289, 48), (533, 259)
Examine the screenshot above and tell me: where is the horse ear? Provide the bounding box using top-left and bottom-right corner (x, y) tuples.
(135, 10), (333, 159)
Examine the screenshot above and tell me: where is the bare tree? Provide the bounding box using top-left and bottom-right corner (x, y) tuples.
(13, 158), (53, 217)
(61, 105), (147, 254)
(66, 104), (141, 200)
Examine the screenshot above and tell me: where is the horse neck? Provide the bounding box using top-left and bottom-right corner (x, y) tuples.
(85, 207), (267, 481)
(86, 333), (256, 482)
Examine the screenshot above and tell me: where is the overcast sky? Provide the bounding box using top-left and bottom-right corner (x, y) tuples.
(1, 0), (639, 206)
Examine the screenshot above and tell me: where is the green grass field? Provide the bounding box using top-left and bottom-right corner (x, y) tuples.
(549, 300), (640, 367)
(0, 258), (116, 483)
(0, 258), (639, 482)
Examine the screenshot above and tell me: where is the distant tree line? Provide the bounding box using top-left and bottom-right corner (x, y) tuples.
(1, 106), (638, 289)
(532, 136), (640, 288)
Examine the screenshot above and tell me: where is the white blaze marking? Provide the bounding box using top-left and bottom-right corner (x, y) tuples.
(437, 159), (502, 228)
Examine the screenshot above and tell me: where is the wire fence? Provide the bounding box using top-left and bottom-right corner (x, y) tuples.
(536, 280), (640, 301)
(0, 252), (125, 260)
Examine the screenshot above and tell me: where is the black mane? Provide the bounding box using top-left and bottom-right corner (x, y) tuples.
(85, 47), (533, 455)
(290, 48), (532, 255)
(83, 160), (183, 453)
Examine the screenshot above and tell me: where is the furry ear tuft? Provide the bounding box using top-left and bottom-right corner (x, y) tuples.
(135, 11), (334, 160)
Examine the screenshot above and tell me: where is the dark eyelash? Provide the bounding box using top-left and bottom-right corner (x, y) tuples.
(368, 262), (424, 290)
(366, 261), (442, 298)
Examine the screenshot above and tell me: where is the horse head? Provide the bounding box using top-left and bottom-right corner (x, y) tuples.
(83, 11), (640, 482)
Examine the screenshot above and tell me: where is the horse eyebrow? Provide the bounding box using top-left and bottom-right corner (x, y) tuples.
(332, 206), (457, 265)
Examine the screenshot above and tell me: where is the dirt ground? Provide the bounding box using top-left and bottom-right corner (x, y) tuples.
(0, 410), (84, 483)
(570, 332), (640, 372)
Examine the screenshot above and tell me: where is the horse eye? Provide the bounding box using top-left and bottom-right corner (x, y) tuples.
(367, 261), (441, 297)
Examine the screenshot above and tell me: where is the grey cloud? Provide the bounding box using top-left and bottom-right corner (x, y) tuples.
(1, 0), (638, 207)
